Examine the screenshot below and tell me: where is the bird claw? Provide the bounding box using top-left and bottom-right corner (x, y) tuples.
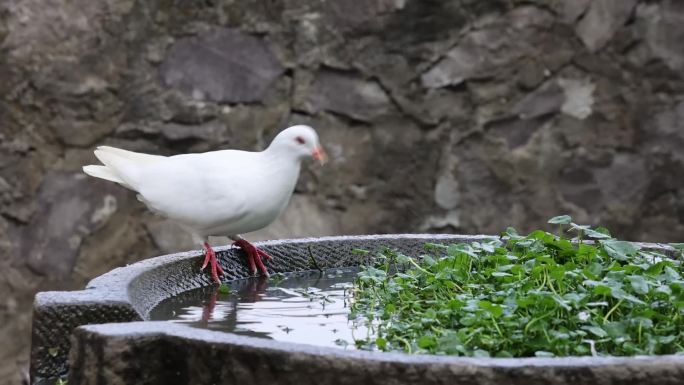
(201, 242), (224, 283)
(233, 239), (271, 277)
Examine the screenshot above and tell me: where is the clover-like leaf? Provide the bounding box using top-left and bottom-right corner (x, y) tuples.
(600, 240), (639, 261)
(548, 215), (572, 225)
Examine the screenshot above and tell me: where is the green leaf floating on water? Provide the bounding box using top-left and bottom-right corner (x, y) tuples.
(349, 217), (684, 357)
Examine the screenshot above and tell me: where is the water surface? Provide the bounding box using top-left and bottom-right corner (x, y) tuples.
(150, 268), (368, 349)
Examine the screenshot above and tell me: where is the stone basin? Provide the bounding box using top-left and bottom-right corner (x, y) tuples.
(30, 235), (684, 384)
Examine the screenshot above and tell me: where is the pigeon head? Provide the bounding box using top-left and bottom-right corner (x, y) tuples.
(269, 125), (327, 164)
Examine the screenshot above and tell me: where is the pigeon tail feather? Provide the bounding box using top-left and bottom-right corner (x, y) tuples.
(95, 146), (165, 165)
(82, 165), (134, 189)
(90, 146), (164, 191)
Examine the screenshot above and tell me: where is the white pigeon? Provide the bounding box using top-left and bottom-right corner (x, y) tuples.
(83, 125), (326, 282)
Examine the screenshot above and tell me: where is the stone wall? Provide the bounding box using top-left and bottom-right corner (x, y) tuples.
(1, 0), (684, 382)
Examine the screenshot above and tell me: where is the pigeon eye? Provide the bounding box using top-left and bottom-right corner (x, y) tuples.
(295, 136), (306, 145)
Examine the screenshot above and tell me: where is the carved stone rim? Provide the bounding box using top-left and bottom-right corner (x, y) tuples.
(31, 234), (681, 382)
(81, 320), (684, 368)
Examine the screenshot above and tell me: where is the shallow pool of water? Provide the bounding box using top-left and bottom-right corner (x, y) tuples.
(150, 268), (368, 349)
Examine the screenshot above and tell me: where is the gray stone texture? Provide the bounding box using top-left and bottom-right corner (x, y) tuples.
(160, 28), (285, 103)
(576, 0), (639, 52)
(68, 321), (684, 385)
(0, 0), (683, 382)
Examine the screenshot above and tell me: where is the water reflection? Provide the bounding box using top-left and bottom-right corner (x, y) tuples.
(150, 268), (367, 349)
(199, 277), (269, 323)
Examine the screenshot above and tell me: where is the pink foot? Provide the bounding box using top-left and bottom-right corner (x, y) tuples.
(233, 239), (271, 277)
(201, 242), (225, 283)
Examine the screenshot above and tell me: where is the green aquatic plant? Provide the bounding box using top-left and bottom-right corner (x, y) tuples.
(350, 216), (684, 357)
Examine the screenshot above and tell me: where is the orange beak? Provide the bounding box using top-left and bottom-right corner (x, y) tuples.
(312, 146), (327, 165)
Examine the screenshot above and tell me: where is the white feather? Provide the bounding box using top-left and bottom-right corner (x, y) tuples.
(82, 125), (322, 240)
(96, 146), (165, 164)
(82, 165), (132, 189)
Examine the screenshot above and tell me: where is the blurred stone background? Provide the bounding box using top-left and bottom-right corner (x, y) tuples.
(1, 0), (684, 382)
